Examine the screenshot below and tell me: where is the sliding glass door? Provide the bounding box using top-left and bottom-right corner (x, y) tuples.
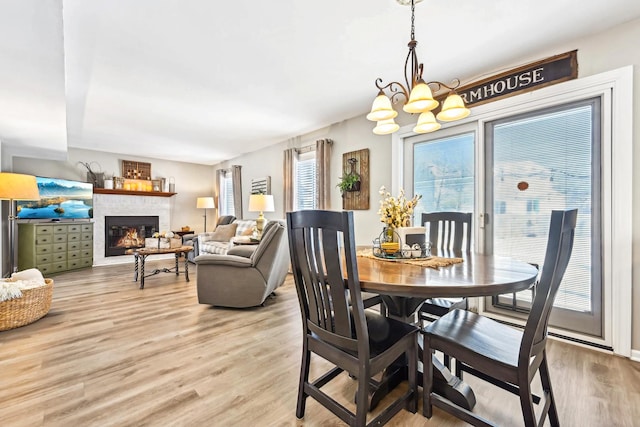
(483, 98), (602, 337)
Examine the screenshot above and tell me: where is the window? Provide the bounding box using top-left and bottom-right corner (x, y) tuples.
(295, 150), (317, 210)
(526, 199), (539, 213)
(399, 67), (634, 354)
(485, 99), (602, 336)
(411, 131), (475, 222)
(219, 170), (234, 216)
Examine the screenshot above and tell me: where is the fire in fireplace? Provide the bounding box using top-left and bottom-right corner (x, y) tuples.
(105, 216), (159, 257)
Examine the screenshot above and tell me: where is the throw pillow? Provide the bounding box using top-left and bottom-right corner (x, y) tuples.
(241, 227), (254, 236)
(209, 223), (238, 242)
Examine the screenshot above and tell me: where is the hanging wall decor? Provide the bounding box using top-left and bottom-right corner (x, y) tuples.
(341, 148), (369, 210)
(251, 176), (271, 194)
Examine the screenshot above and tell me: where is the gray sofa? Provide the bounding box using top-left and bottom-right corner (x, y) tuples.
(195, 220), (289, 308)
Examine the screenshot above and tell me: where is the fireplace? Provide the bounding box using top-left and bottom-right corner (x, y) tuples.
(105, 216), (159, 257)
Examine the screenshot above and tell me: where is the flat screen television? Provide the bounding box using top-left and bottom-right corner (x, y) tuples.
(16, 176), (93, 220)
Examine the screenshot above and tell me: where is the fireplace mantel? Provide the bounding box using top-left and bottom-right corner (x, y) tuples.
(94, 188), (176, 197)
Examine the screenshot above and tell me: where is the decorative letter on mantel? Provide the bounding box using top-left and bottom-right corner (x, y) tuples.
(341, 148), (369, 210)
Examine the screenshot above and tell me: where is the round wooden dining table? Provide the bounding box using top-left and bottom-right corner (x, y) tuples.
(358, 251), (537, 299)
(355, 249), (539, 411)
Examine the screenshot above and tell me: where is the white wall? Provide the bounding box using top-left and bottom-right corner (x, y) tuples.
(12, 148), (215, 234)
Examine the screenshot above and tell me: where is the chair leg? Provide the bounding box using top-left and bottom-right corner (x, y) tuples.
(355, 366), (370, 427)
(296, 342), (311, 419)
(539, 351), (560, 427)
(407, 336), (418, 413)
(518, 378), (537, 427)
(423, 335), (434, 418)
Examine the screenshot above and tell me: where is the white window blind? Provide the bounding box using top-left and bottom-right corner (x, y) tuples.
(295, 151), (317, 210)
(490, 103), (600, 314)
(219, 171), (234, 216)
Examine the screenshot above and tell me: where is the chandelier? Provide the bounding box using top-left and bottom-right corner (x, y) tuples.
(367, 0), (470, 135)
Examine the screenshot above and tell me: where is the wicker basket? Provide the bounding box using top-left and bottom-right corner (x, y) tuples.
(0, 278), (54, 331)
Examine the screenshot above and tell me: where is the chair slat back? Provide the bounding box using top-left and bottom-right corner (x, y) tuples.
(422, 212), (472, 255)
(287, 210), (367, 353)
(520, 209), (577, 363)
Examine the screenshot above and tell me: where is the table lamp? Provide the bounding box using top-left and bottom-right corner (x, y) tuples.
(196, 196), (216, 232)
(0, 173), (40, 275)
(248, 194), (275, 238)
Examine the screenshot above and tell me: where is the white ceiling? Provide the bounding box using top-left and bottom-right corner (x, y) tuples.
(1, 0), (639, 165)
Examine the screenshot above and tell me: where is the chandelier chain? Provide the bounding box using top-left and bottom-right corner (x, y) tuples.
(410, 0), (415, 41)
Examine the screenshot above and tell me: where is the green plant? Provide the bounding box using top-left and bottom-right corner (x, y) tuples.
(337, 173), (361, 193)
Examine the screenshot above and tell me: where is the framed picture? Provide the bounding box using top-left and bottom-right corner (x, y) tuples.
(251, 176), (271, 194)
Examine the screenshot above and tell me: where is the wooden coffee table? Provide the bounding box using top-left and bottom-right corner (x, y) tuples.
(126, 245), (193, 289)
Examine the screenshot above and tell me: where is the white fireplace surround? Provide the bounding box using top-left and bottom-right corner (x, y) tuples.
(93, 194), (173, 266)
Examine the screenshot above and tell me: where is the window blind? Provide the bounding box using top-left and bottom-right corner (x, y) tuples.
(491, 104), (599, 313)
(296, 152), (317, 210)
(220, 171), (235, 216)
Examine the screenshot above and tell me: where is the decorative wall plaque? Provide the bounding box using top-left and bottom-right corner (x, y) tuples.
(251, 176), (271, 194)
(122, 160), (151, 180)
(341, 148), (369, 210)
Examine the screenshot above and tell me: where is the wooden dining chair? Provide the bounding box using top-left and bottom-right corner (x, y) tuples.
(423, 209), (577, 427)
(419, 212), (472, 327)
(286, 210), (418, 427)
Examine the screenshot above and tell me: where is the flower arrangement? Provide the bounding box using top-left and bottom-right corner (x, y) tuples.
(378, 186), (422, 229)
(152, 231), (175, 239)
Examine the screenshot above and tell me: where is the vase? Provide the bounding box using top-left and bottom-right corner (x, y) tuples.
(385, 227), (395, 243)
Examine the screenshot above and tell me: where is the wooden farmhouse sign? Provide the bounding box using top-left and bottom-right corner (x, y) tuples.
(451, 50), (578, 108)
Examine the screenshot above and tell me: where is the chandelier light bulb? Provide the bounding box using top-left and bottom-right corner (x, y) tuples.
(413, 112), (441, 133)
(373, 118), (400, 135)
(367, 92), (398, 121)
(436, 93), (471, 122)
(403, 79), (438, 113)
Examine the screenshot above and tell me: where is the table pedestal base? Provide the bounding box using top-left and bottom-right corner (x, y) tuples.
(365, 295), (477, 412)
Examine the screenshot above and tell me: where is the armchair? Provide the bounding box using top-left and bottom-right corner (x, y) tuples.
(195, 220), (289, 308)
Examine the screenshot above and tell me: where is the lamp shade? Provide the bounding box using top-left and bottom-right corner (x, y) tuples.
(196, 196), (216, 209)
(0, 173), (39, 200)
(413, 112), (441, 133)
(373, 118), (400, 135)
(403, 79), (438, 113)
(436, 93), (471, 122)
(248, 194), (275, 212)
(366, 91), (398, 122)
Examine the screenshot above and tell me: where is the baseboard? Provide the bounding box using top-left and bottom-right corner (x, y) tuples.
(631, 349), (640, 363)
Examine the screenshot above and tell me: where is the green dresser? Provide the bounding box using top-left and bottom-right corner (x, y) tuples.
(18, 222), (94, 275)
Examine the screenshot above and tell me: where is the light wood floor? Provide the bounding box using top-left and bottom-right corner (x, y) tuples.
(1, 261), (639, 426)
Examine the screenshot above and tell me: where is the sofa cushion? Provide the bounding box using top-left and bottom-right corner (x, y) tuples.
(200, 241), (231, 255)
(234, 219), (255, 237)
(208, 223), (238, 242)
